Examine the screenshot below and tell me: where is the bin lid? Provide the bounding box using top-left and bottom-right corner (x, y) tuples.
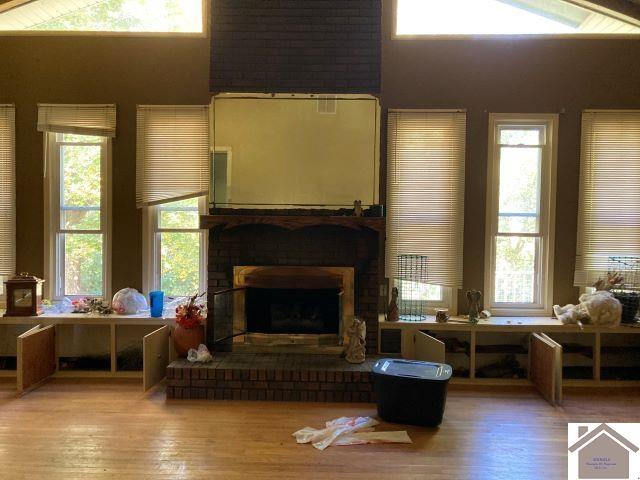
(372, 358), (452, 381)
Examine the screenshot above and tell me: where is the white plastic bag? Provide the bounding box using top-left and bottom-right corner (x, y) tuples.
(112, 288), (148, 314)
(187, 344), (213, 363)
(293, 416), (411, 451)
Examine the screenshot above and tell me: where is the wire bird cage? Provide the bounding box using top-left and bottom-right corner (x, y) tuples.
(394, 254), (429, 322)
(608, 256), (640, 324)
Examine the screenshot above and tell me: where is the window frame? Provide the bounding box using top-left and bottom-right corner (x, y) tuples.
(44, 132), (112, 300)
(484, 113), (558, 316)
(0, 0), (208, 37)
(142, 196), (208, 299)
(391, 0), (640, 40)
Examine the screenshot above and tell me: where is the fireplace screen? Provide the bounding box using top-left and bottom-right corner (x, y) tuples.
(245, 287), (340, 335)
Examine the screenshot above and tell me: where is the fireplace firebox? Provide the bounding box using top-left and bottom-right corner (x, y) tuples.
(233, 266), (354, 352)
(245, 288), (340, 335)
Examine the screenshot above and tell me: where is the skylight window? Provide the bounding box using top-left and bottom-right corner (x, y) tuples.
(396, 0), (640, 36)
(0, 0), (204, 34)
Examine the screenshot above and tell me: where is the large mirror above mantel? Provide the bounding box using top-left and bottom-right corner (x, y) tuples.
(210, 93), (380, 210)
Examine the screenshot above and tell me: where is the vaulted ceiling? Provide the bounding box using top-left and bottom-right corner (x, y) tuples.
(1, 0), (640, 19)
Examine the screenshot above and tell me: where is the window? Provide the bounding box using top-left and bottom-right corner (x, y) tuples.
(41, 104), (116, 300)
(144, 197), (207, 298)
(485, 114), (557, 315)
(137, 105), (210, 300)
(0, 105), (15, 300)
(395, 0), (640, 36)
(574, 111), (640, 287)
(0, 0), (205, 34)
(396, 279), (449, 313)
(46, 132), (111, 298)
(386, 110), (467, 314)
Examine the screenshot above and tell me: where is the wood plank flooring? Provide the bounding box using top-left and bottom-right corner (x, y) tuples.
(0, 379), (638, 480)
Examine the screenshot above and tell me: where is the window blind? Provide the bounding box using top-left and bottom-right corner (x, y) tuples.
(0, 105), (15, 277)
(574, 111), (640, 286)
(136, 105), (210, 208)
(37, 104), (116, 137)
(386, 110), (466, 288)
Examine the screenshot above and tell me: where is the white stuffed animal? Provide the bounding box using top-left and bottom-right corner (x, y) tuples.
(553, 290), (622, 327)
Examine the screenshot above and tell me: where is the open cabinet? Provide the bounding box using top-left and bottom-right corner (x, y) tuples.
(395, 330), (445, 363)
(143, 325), (171, 391)
(529, 333), (563, 406)
(17, 325), (56, 394)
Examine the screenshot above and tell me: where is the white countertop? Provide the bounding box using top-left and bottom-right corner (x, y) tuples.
(0, 310), (176, 325)
(378, 314), (640, 333)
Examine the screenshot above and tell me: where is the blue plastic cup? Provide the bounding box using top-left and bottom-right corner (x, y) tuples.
(149, 291), (164, 318)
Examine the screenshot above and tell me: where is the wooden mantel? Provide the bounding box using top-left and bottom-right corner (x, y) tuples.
(199, 214), (385, 233)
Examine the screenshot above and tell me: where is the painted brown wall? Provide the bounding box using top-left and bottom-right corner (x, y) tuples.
(0, 36), (210, 292)
(381, 2), (640, 308)
(2, 0), (640, 308)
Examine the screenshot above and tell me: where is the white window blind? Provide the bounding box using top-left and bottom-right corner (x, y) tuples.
(0, 105), (15, 277)
(386, 110), (466, 288)
(37, 104), (116, 137)
(574, 111), (640, 286)
(136, 105), (210, 208)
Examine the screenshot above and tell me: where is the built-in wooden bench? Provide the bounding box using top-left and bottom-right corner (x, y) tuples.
(0, 312), (175, 393)
(379, 315), (640, 388)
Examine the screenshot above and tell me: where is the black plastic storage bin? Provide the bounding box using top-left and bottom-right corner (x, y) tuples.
(372, 358), (452, 427)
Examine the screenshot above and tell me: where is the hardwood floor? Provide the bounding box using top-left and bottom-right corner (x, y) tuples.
(0, 379), (638, 480)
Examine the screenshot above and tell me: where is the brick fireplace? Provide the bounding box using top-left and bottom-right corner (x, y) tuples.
(203, 212), (384, 355)
(166, 211), (385, 402)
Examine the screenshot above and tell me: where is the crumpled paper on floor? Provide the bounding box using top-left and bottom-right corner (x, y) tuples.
(292, 416), (412, 451)
(187, 344), (213, 363)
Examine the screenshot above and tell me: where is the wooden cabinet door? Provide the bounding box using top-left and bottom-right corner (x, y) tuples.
(143, 325), (170, 392)
(17, 324), (56, 394)
(530, 333), (562, 406)
(413, 331), (445, 363)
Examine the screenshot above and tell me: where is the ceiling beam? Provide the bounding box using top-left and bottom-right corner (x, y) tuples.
(0, 0), (35, 14)
(569, 0), (640, 21)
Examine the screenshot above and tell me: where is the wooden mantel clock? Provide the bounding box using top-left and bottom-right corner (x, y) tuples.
(3, 273), (45, 317)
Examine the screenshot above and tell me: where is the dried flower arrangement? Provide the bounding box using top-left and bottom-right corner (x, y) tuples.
(72, 297), (114, 315)
(175, 292), (206, 329)
(593, 271), (624, 291)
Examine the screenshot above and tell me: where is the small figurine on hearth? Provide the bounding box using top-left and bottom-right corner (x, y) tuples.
(353, 200), (363, 217)
(345, 317), (366, 364)
(386, 287), (399, 322)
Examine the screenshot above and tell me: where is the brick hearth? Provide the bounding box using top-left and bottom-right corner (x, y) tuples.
(166, 354), (378, 402)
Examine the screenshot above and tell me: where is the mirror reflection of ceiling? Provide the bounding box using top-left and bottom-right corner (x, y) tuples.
(212, 95), (380, 209)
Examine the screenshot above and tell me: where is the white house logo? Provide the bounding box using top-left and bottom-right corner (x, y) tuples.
(568, 423), (640, 479)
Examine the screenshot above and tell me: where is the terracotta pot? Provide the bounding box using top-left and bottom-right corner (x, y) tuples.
(173, 324), (205, 357)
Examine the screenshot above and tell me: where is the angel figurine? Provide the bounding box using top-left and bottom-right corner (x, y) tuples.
(345, 317), (366, 364)
(386, 287), (399, 322)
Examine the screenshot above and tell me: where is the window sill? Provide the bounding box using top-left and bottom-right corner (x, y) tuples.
(490, 307), (551, 317)
(0, 310), (185, 325)
(378, 314), (639, 332)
